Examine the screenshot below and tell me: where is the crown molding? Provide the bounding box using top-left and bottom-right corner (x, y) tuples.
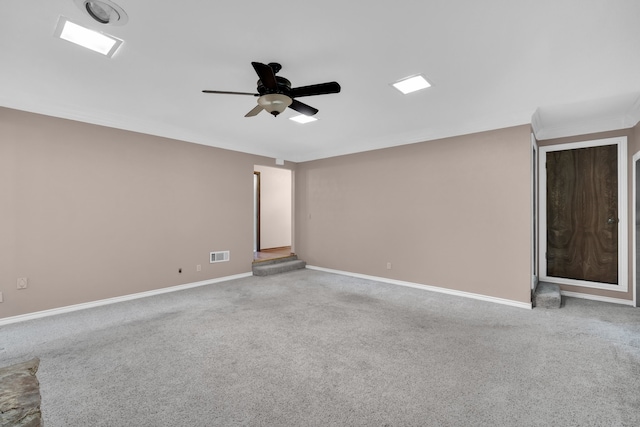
(532, 93), (640, 140)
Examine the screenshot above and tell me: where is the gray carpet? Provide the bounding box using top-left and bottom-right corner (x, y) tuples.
(1, 269), (639, 426)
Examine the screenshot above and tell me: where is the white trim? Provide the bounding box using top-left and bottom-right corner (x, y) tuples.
(626, 95), (640, 128)
(539, 136), (628, 292)
(306, 265), (532, 310)
(290, 169), (296, 255)
(530, 109), (543, 140)
(532, 112), (633, 141)
(0, 272), (253, 326)
(633, 151), (640, 307)
(531, 93), (640, 141)
(531, 133), (539, 292)
(560, 290), (635, 307)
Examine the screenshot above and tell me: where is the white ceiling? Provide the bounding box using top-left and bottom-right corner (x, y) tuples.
(2, 0), (640, 162)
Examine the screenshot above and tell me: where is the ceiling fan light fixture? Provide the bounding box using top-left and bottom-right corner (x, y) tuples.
(258, 93), (292, 117)
(202, 62), (340, 118)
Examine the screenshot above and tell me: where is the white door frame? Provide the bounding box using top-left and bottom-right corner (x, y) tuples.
(633, 151), (640, 307)
(253, 164), (294, 253)
(539, 136), (628, 292)
(531, 133), (539, 293)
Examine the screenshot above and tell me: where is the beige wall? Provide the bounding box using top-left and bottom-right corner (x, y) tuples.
(254, 165), (292, 250)
(4, 106), (635, 320)
(295, 125), (533, 304)
(537, 126), (638, 301)
(0, 107), (286, 319)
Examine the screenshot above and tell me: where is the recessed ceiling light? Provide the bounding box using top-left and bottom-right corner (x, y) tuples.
(54, 16), (123, 57)
(73, 0), (128, 26)
(85, 1), (117, 24)
(392, 75), (431, 94)
(290, 115), (318, 124)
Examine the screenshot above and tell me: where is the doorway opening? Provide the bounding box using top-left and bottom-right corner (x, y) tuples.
(253, 165), (293, 262)
(539, 136), (628, 292)
(253, 171), (261, 253)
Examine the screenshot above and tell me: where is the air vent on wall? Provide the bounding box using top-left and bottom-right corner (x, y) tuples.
(210, 251), (230, 263)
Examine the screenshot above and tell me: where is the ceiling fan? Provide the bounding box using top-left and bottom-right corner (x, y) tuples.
(202, 62), (341, 117)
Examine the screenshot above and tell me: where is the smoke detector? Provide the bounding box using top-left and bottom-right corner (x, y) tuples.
(74, 0), (128, 26)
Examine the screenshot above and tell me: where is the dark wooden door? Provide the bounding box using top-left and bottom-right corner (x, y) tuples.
(546, 144), (618, 284)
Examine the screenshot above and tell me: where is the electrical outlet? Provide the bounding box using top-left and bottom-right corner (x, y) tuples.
(17, 277), (28, 289)
(386, 262), (392, 270)
(0, 292), (3, 302)
(196, 264), (201, 272)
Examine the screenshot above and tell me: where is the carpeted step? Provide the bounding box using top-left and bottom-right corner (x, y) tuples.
(252, 259), (306, 276)
(533, 282), (562, 308)
(253, 254), (298, 266)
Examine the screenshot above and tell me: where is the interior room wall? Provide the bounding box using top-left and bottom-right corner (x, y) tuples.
(537, 127), (637, 301)
(0, 107), (286, 319)
(254, 165), (292, 250)
(295, 125), (533, 304)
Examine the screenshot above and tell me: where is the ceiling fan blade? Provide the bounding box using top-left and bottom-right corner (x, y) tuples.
(251, 62), (278, 90)
(290, 82), (341, 98)
(202, 90), (258, 96)
(289, 99), (319, 116)
(245, 105), (263, 117)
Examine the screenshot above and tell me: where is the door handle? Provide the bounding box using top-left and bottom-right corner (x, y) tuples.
(607, 217), (618, 225)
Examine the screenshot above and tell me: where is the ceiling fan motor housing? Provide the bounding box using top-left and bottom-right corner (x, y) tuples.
(258, 76), (291, 96)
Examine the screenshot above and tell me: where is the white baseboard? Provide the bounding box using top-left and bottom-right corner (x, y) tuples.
(560, 290), (636, 306)
(306, 265), (532, 309)
(0, 272), (253, 326)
